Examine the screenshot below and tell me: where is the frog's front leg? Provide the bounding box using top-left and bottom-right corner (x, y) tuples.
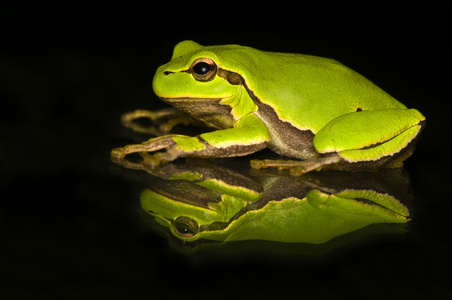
(111, 113), (270, 167)
(111, 134), (178, 167)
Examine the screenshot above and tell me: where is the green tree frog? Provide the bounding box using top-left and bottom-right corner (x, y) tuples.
(111, 40), (425, 174)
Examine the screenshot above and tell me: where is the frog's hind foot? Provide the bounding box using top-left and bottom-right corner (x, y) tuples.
(250, 156), (341, 176)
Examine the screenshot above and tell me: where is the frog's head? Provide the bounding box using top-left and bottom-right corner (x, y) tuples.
(152, 40), (254, 128)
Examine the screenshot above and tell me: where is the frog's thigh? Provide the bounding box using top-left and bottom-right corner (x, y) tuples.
(313, 108), (425, 162)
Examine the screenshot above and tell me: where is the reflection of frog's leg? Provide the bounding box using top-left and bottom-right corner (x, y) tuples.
(121, 108), (198, 135)
(251, 155), (342, 176)
(306, 189), (410, 223)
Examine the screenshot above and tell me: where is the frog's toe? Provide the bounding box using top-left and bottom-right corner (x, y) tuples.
(250, 159), (267, 169)
(111, 147), (126, 162)
(143, 153), (168, 168)
(289, 166), (307, 176)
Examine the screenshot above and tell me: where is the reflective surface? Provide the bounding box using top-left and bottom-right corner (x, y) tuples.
(2, 4), (450, 298)
(131, 159), (411, 246)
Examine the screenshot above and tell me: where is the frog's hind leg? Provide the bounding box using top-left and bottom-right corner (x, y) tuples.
(250, 155), (342, 176)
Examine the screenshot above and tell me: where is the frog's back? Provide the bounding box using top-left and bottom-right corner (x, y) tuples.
(212, 45), (405, 133)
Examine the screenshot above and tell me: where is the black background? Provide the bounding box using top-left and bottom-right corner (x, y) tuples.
(1, 1), (451, 299)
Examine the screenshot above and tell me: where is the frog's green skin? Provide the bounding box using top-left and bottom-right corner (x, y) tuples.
(140, 162), (411, 243)
(112, 41), (425, 174)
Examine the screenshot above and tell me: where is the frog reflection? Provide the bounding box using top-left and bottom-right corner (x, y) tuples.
(132, 159), (411, 244)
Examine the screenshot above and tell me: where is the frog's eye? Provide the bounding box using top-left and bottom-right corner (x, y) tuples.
(172, 216), (199, 238)
(190, 58), (217, 82)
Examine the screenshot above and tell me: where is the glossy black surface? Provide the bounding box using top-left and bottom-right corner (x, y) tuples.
(1, 2), (450, 299)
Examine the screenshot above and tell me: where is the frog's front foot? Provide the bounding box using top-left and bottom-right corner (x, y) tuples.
(110, 144), (152, 164)
(111, 135), (179, 168)
(121, 108), (197, 135)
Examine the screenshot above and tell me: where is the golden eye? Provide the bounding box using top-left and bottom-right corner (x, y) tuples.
(172, 216), (199, 238)
(190, 58), (217, 82)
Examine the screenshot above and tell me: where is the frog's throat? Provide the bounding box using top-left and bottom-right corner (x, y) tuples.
(160, 97), (231, 117)
(160, 96), (235, 129)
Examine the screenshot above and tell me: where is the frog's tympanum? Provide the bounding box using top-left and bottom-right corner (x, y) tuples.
(111, 41), (425, 175)
(136, 160), (411, 245)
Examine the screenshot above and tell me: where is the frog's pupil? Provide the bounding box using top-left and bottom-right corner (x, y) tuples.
(194, 62), (211, 75)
